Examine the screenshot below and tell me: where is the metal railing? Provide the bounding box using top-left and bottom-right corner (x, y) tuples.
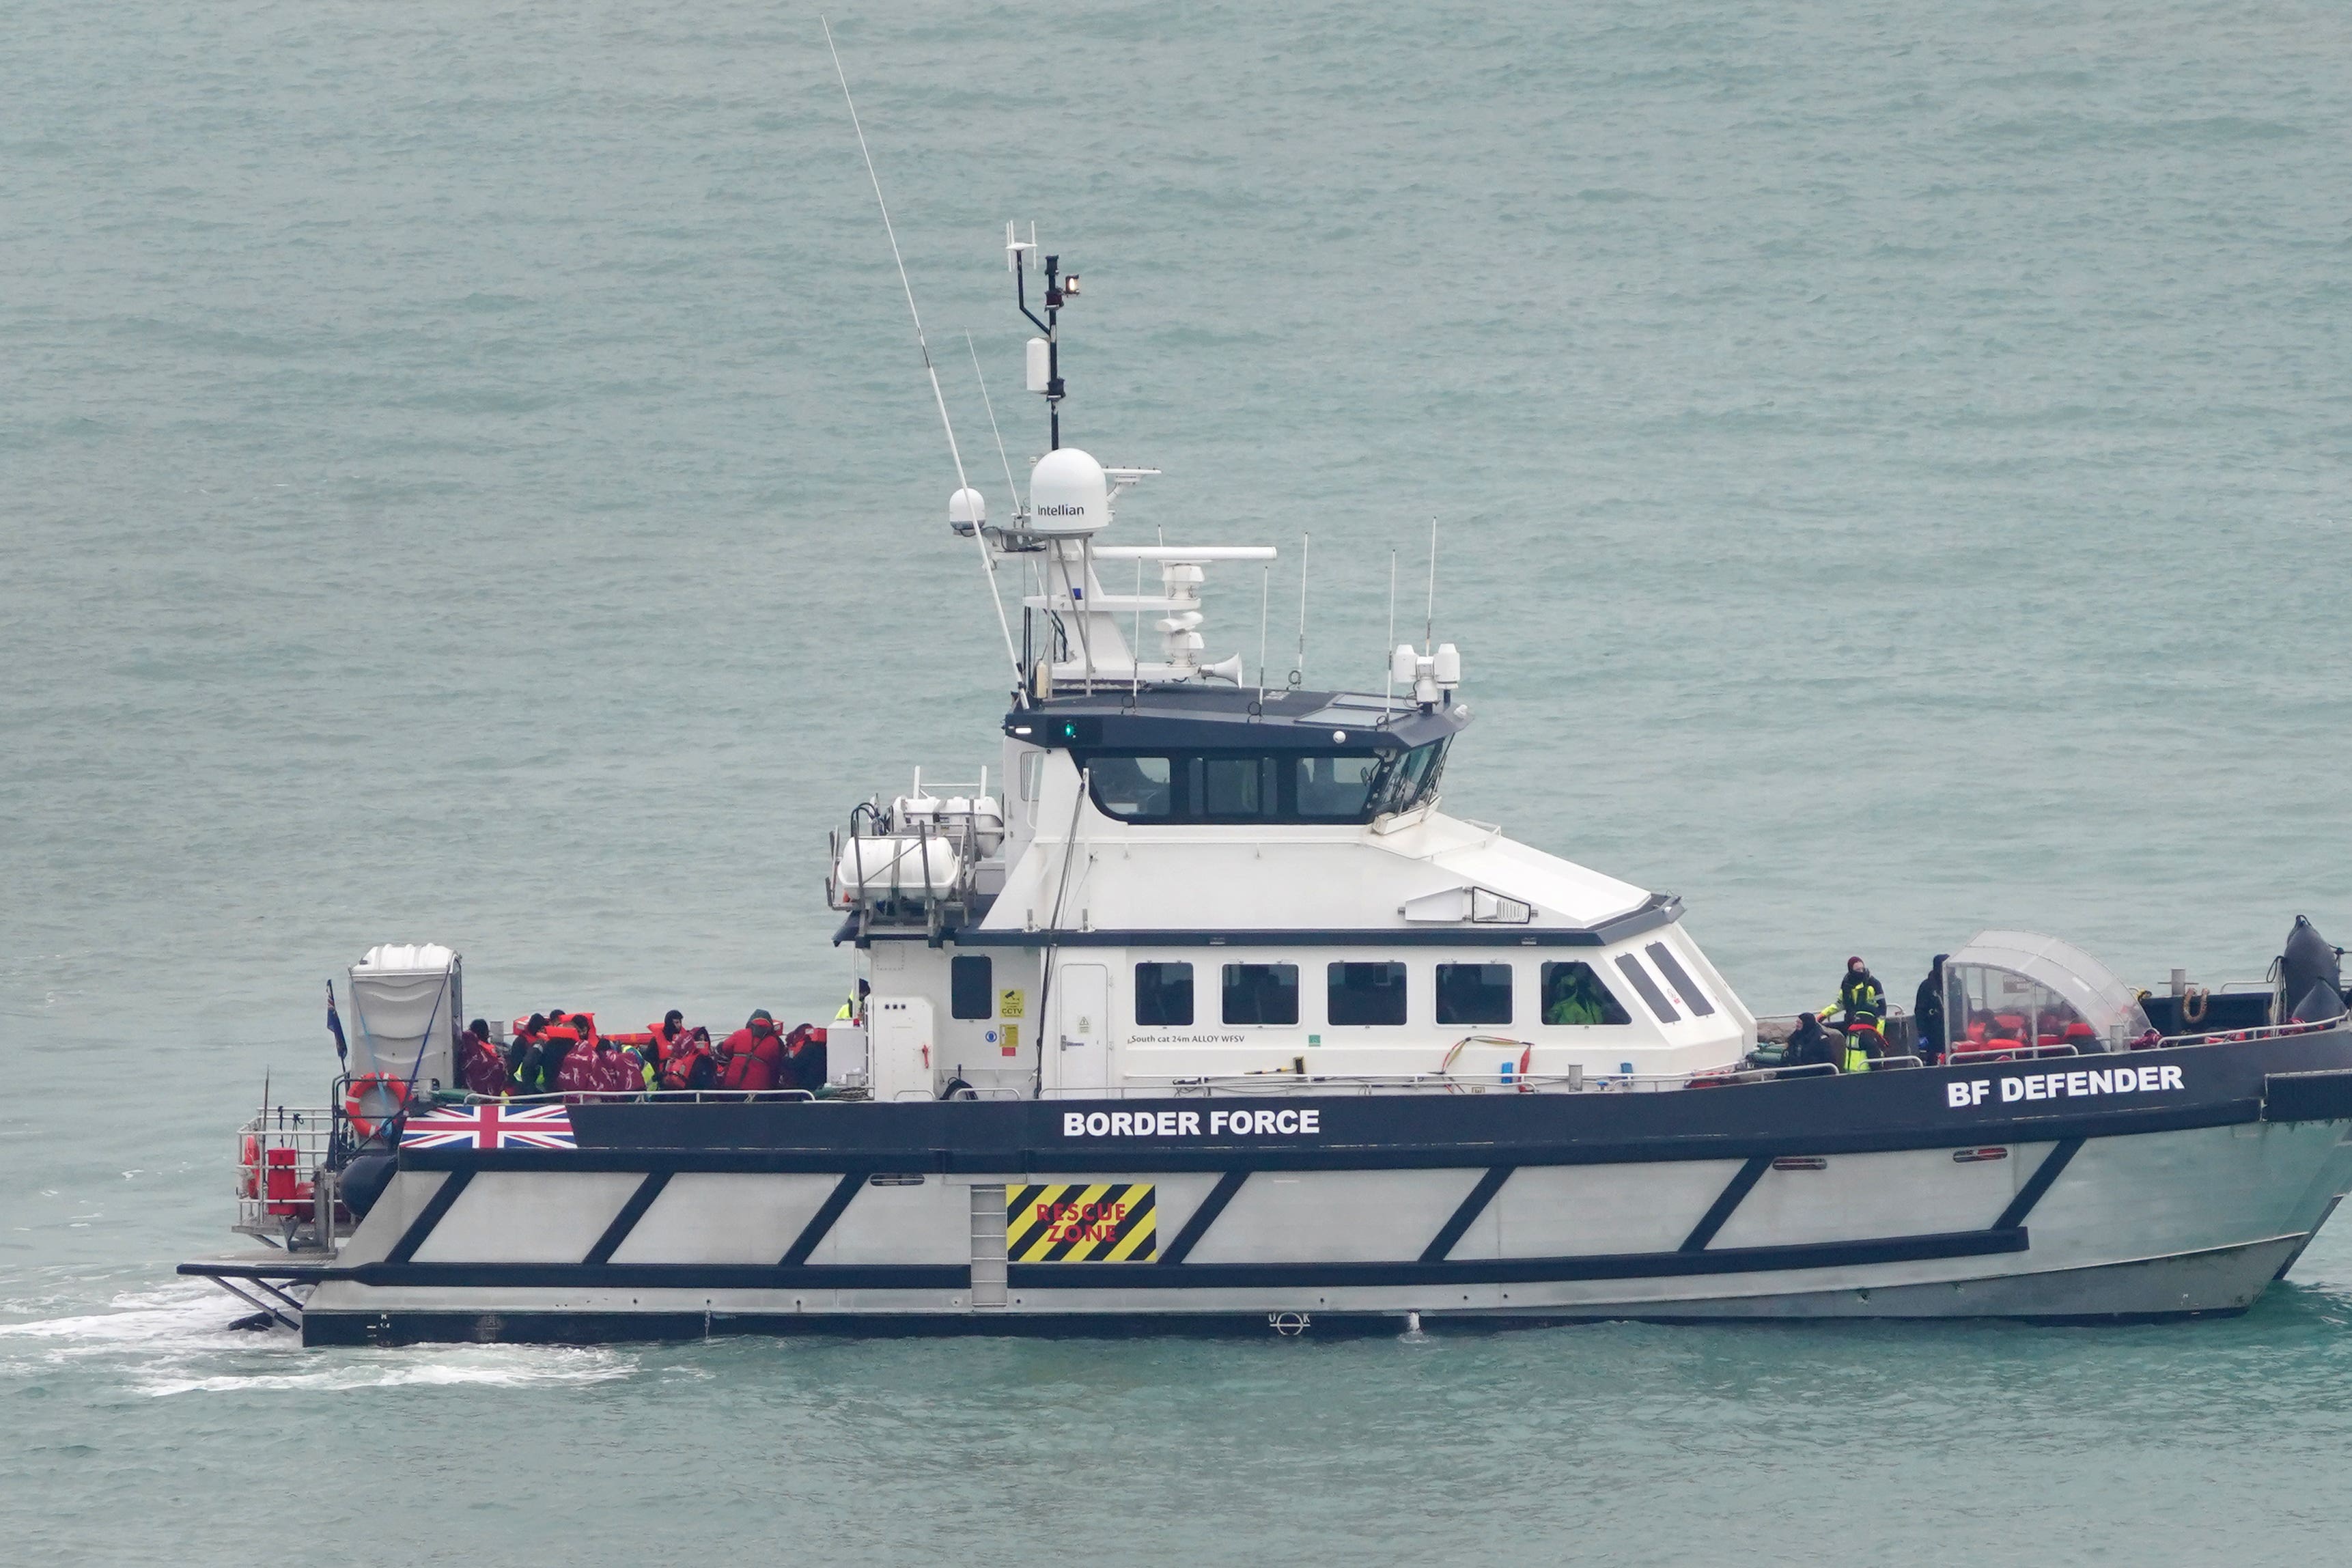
(232, 1106), (346, 1250)
(1948, 1042), (2081, 1063)
(2157, 1017), (2349, 1052)
(457, 1087), (828, 1106)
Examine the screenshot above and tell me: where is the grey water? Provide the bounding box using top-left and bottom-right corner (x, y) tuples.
(5, 0), (2352, 1561)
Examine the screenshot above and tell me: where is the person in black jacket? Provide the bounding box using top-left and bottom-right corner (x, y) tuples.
(1914, 955), (1950, 1063)
(1785, 1013), (1836, 1069)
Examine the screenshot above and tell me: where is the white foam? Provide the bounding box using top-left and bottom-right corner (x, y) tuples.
(142, 1345), (635, 1397)
(0, 1279), (636, 1396)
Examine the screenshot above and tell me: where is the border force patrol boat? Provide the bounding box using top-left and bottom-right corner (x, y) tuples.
(182, 216), (2352, 1345)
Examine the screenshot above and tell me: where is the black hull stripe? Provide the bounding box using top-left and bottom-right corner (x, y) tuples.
(1420, 1166), (1514, 1263)
(1012, 1227), (2028, 1289)
(1680, 1156), (1770, 1252)
(402, 1098), (2263, 1175)
(348, 1262), (968, 1290)
(780, 1173), (865, 1266)
(1160, 1171), (1248, 1264)
(384, 1169), (473, 1264)
(583, 1172), (670, 1265)
(195, 1227), (2025, 1294)
(1995, 1138), (2084, 1231)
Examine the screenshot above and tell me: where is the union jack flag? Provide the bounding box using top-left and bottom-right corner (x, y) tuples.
(400, 1104), (576, 1150)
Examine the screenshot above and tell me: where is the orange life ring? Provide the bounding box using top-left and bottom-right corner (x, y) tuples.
(344, 1072), (410, 1140)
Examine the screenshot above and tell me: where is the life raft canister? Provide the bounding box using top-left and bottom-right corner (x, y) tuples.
(344, 1072), (410, 1140)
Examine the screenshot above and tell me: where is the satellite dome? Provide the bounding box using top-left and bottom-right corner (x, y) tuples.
(1027, 447), (1110, 537)
(948, 486), (987, 533)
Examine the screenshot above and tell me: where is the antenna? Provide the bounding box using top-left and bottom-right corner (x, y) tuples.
(1257, 565), (1270, 701)
(1009, 221), (1075, 450)
(1386, 549), (1398, 717)
(1291, 532), (1311, 686)
(964, 331), (1023, 527)
(1424, 516), (1438, 653)
(823, 19), (1020, 686)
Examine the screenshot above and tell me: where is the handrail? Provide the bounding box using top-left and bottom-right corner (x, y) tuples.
(1949, 1042), (2080, 1063)
(454, 1088), (822, 1106)
(2159, 1017), (2346, 1051)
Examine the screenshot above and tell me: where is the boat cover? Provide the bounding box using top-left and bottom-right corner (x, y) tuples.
(348, 944), (461, 1088)
(1948, 929), (2151, 1046)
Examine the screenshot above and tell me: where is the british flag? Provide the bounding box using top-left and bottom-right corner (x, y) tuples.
(400, 1104), (577, 1150)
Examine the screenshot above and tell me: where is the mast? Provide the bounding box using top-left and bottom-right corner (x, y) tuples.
(1009, 225), (1076, 450)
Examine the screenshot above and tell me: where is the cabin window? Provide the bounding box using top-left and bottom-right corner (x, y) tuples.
(1193, 755), (1277, 819)
(1614, 954), (1681, 1024)
(1134, 962), (1194, 1026)
(1078, 741), (1449, 825)
(1644, 942), (1716, 1018)
(1223, 963), (1300, 1026)
(1367, 740), (1447, 817)
(950, 956), (993, 1020)
(1328, 962), (1408, 1025)
(1087, 755), (1175, 818)
(1539, 962), (1631, 1026)
(1294, 753), (1386, 819)
(1436, 962), (1513, 1025)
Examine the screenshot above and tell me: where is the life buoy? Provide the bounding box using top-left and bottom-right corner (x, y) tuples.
(344, 1072), (410, 1140)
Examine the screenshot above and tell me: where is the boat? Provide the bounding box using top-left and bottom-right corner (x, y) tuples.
(181, 222), (2352, 1345)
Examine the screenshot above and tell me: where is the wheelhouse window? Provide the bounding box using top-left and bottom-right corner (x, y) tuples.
(1087, 755), (1175, 818)
(1194, 755), (1276, 819)
(1540, 962), (1631, 1026)
(950, 955), (993, 1020)
(1436, 962), (1513, 1026)
(1367, 740), (1447, 817)
(1644, 942), (1716, 1018)
(1223, 963), (1300, 1026)
(1327, 962), (1408, 1025)
(1294, 754), (1386, 818)
(1134, 962), (1194, 1026)
(1079, 740), (1450, 825)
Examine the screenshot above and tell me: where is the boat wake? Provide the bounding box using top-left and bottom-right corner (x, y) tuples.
(0, 1280), (637, 1396)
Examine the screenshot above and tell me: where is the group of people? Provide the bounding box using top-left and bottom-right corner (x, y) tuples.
(454, 1008), (826, 1100)
(1773, 955), (1946, 1074)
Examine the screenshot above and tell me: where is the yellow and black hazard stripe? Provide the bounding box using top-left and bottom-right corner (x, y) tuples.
(1007, 1182), (1157, 1263)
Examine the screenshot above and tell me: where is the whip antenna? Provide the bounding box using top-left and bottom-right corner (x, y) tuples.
(823, 18), (1020, 686)
(965, 331), (1023, 525)
(1424, 516), (1438, 652)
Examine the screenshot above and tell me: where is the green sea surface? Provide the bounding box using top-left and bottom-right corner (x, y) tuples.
(5, 2), (2351, 1563)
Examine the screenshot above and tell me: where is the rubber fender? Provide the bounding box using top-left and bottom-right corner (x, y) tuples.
(2292, 980), (2348, 1024)
(2282, 916), (2341, 1022)
(339, 1152), (397, 1219)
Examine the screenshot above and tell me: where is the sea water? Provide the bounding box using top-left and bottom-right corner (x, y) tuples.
(5, 1), (2351, 1562)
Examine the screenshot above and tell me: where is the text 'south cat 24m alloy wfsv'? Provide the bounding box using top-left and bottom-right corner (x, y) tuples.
(183, 216), (2352, 1344)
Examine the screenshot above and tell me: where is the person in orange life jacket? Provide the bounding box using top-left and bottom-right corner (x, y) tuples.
(557, 1031), (638, 1096)
(778, 1022), (828, 1093)
(720, 1011), (784, 1091)
(658, 1026), (718, 1090)
(645, 1009), (691, 1087)
(459, 1019), (511, 1097)
(535, 1011), (582, 1089)
(503, 1013), (553, 1093)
